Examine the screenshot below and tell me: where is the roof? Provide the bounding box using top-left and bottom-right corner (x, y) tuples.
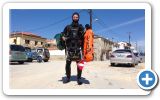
(10, 32), (46, 39)
(46, 39), (56, 44)
(46, 39), (55, 42)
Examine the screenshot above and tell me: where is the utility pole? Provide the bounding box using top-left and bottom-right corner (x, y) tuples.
(128, 32), (131, 44)
(135, 41), (138, 51)
(89, 9), (92, 29)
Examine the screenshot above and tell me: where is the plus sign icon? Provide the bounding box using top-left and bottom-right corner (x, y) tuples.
(137, 70), (158, 90)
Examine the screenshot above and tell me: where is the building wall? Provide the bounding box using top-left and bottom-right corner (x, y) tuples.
(94, 38), (102, 60)
(9, 35), (46, 49)
(94, 37), (113, 61)
(9, 38), (16, 44)
(9, 37), (21, 45)
(45, 39), (58, 50)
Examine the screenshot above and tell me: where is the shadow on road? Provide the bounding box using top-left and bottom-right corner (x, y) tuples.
(9, 62), (29, 65)
(59, 75), (90, 84)
(109, 64), (135, 68)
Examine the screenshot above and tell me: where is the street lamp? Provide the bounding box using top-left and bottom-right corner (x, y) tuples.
(94, 18), (99, 22)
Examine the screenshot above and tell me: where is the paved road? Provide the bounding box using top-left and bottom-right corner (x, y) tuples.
(10, 60), (144, 89)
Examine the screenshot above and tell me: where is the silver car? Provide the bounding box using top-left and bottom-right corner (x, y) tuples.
(31, 48), (50, 62)
(110, 49), (138, 67)
(9, 44), (28, 64)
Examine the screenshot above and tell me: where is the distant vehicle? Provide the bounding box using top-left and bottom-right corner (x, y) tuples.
(139, 52), (145, 62)
(24, 47), (33, 62)
(110, 49), (138, 67)
(31, 48), (50, 63)
(10, 44), (27, 64)
(133, 52), (145, 63)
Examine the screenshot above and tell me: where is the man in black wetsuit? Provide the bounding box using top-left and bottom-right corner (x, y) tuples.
(62, 12), (84, 85)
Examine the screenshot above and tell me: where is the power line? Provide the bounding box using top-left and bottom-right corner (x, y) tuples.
(92, 12), (130, 41)
(26, 17), (70, 32)
(88, 10), (139, 47)
(92, 12), (122, 39)
(25, 10), (85, 32)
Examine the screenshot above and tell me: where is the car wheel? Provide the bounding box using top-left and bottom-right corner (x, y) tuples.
(111, 63), (115, 66)
(140, 58), (143, 63)
(37, 56), (42, 63)
(43, 59), (49, 62)
(18, 61), (24, 64)
(28, 58), (33, 62)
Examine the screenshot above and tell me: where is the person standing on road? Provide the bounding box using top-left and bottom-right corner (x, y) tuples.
(62, 12), (84, 85)
(83, 24), (94, 62)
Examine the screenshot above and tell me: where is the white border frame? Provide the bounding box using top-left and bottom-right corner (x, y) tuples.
(3, 2), (151, 95)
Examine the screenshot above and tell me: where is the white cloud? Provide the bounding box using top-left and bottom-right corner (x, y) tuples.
(95, 16), (145, 33)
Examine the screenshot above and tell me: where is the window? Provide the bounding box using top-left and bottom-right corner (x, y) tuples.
(45, 44), (50, 47)
(37, 49), (43, 54)
(35, 41), (38, 46)
(48, 44), (51, 47)
(24, 47), (31, 52)
(114, 49), (131, 53)
(41, 42), (43, 45)
(25, 40), (30, 44)
(10, 45), (25, 52)
(13, 39), (16, 44)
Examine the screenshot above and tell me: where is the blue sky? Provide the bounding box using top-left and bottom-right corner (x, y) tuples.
(10, 9), (145, 51)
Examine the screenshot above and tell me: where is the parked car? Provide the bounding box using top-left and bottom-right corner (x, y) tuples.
(110, 49), (138, 67)
(24, 47), (33, 62)
(133, 52), (145, 63)
(9, 44), (27, 64)
(139, 52), (145, 62)
(31, 47), (50, 63)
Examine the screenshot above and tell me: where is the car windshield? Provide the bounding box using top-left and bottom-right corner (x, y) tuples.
(31, 49), (36, 52)
(139, 53), (145, 56)
(114, 49), (131, 53)
(25, 47), (31, 52)
(134, 53), (139, 56)
(10, 45), (25, 52)
(37, 49), (43, 54)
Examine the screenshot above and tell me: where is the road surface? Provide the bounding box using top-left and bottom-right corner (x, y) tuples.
(10, 60), (144, 89)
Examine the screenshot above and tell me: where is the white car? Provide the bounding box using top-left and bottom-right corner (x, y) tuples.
(110, 49), (138, 67)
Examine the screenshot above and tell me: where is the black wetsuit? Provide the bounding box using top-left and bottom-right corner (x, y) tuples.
(62, 22), (84, 80)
